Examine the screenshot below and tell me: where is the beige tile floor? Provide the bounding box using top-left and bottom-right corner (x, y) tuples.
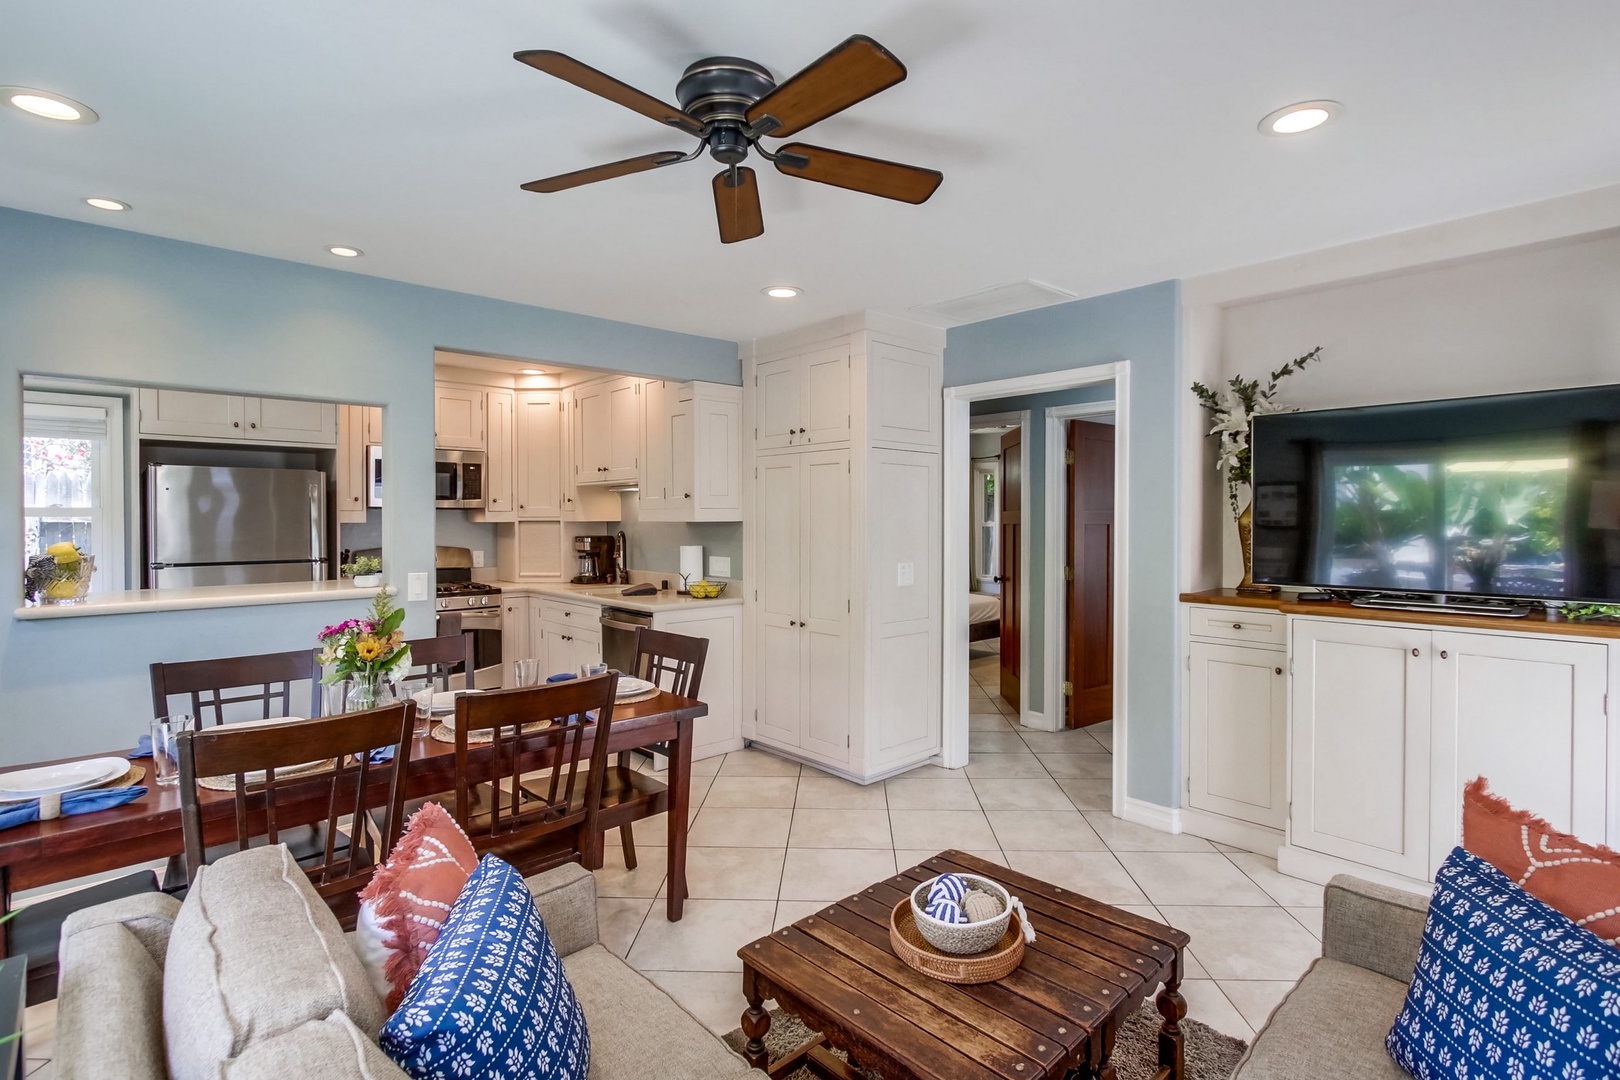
(17, 650), (1323, 1074)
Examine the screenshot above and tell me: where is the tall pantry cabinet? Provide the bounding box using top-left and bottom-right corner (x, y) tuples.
(743, 314), (945, 783)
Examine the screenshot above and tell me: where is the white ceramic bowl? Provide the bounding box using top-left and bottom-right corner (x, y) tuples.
(910, 873), (1014, 955)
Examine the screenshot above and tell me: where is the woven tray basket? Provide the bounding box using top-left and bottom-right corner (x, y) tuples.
(890, 900), (1025, 984)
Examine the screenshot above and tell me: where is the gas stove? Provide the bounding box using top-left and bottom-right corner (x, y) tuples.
(434, 545), (501, 612)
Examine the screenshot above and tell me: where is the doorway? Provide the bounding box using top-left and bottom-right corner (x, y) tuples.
(1062, 415), (1115, 728)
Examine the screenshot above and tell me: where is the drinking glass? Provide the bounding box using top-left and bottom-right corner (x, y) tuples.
(512, 659), (540, 687)
(322, 680), (349, 717)
(151, 715), (194, 786)
(580, 663), (609, 680)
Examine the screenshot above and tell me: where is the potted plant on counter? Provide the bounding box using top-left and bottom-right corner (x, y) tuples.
(341, 554), (383, 588)
(318, 590), (410, 711)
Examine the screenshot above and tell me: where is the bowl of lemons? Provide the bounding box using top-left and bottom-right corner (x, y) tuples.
(686, 580), (726, 599)
(25, 543), (95, 605)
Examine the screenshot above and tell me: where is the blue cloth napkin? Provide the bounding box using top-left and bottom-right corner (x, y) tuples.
(368, 745), (396, 764)
(546, 672), (577, 683)
(129, 734), (152, 759)
(0, 785), (148, 832)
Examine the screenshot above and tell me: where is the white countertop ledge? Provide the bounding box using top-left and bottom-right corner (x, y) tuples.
(492, 581), (744, 614)
(15, 580), (384, 620)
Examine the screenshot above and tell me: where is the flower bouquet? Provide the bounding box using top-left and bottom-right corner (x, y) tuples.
(24, 542), (95, 604)
(318, 590), (411, 711)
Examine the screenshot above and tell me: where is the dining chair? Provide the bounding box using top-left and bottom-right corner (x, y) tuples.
(149, 648), (321, 726)
(398, 631), (477, 696)
(605, 628), (708, 870)
(175, 701), (416, 927)
(451, 674), (616, 878)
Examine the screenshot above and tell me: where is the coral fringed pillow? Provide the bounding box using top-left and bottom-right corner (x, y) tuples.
(1462, 777), (1620, 945)
(354, 801), (478, 1009)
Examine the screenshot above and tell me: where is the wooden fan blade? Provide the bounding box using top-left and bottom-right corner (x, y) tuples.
(522, 151), (687, 193)
(773, 143), (942, 204)
(745, 35), (905, 138)
(515, 50), (704, 136)
(712, 167), (764, 244)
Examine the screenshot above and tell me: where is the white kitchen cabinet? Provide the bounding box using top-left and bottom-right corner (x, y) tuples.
(652, 604), (744, 760)
(434, 385), (485, 450)
(502, 595), (533, 668)
(514, 391), (562, 519)
(753, 345), (850, 451)
(640, 382), (743, 523)
(537, 602), (600, 677)
(476, 389), (516, 521)
(1290, 619), (1434, 880)
(1187, 640), (1287, 829)
(246, 397), (338, 445)
(640, 379), (672, 518)
(559, 389), (620, 521)
(755, 455), (805, 746)
(575, 376), (642, 486)
(363, 406), (383, 446)
(335, 405), (369, 524)
(1428, 630), (1610, 870)
(137, 389), (337, 446)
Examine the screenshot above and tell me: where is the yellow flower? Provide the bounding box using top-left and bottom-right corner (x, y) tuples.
(355, 636), (384, 661)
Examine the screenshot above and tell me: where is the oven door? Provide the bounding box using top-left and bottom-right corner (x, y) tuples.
(440, 608), (502, 688)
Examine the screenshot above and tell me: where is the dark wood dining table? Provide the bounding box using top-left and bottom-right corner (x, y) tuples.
(0, 689), (704, 931)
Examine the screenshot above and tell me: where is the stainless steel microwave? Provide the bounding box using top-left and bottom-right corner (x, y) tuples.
(366, 444), (383, 508)
(435, 449), (485, 509)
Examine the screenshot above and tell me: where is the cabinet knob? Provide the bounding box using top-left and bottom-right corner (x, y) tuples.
(1231, 622), (1243, 630)
(789, 620), (797, 627)
(1411, 648), (1420, 657)
(233, 421), (240, 428)
(249, 422), (257, 429)
(1274, 666), (1283, 676)
(684, 492), (691, 499)
(563, 611), (570, 617)
(1439, 649), (1448, 659)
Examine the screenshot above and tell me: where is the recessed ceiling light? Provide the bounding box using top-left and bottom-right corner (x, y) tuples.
(327, 246), (363, 258)
(83, 197), (130, 212)
(521, 369), (544, 376)
(1259, 100), (1341, 136)
(2, 87), (98, 124)
(763, 286), (801, 299)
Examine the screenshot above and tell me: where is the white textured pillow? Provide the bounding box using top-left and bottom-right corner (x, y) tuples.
(162, 845), (385, 1080)
(351, 902), (393, 1001)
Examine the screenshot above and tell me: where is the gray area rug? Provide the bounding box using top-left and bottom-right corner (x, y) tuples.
(724, 1000), (1247, 1080)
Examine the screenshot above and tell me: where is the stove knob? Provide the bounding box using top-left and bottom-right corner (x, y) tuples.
(437, 598), (447, 610)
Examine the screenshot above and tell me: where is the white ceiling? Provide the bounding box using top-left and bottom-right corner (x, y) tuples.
(5, 1), (1619, 347)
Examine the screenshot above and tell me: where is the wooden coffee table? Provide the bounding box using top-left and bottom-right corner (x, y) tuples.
(738, 850), (1190, 1080)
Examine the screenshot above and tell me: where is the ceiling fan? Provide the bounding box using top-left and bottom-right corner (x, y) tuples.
(514, 35), (943, 243)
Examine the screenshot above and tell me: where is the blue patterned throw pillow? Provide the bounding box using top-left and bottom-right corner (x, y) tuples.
(380, 855), (590, 1080)
(1387, 846), (1620, 1080)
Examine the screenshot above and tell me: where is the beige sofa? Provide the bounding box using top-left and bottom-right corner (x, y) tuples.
(1230, 875), (1430, 1079)
(54, 846), (755, 1079)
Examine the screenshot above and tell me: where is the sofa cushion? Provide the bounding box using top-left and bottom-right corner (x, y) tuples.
(1463, 776), (1620, 944)
(55, 917), (170, 1080)
(356, 800), (479, 1009)
(380, 856), (590, 1080)
(163, 844), (386, 1080)
(1387, 846), (1620, 1080)
(222, 1014), (408, 1080)
(1231, 956), (1410, 1080)
(562, 944), (754, 1080)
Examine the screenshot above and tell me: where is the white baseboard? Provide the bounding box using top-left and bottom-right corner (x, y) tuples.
(1276, 844), (1433, 894)
(1120, 797), (1183, 835)
(1179, 808), (1284, 857)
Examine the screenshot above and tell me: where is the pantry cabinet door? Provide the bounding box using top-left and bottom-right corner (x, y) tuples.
(798, 450), (851, 763)
(515, 391), (562, 518)
(801, 345), (851, 446)
(754, 455), (802, 745)
(693, 396), (741, 516)
(754, 356), (799, 451)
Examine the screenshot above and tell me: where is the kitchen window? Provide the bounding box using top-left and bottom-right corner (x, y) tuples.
(23, 391), (127, 593)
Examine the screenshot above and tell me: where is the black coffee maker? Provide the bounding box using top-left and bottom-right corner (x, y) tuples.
(572, 535), (615, 584)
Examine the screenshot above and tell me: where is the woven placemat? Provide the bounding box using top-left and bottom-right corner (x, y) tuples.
(615, 685), (661, 705)
(197, 758), (335, 791)
(430, 720), (554, 744)
(98, 763), (144, 789)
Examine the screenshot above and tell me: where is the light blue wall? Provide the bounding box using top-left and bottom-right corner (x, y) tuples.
(971, 384), (1116, 713)
(946, 281), (1183, 807)
(616, 493), (744, 581)
(0, 208), (738, 765)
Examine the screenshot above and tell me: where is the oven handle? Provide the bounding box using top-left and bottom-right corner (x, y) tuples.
(601, 613), (653, 633)
(448, 610), (502, 627)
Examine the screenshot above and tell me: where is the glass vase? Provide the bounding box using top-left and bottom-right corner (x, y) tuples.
(346, 676), (397, 714)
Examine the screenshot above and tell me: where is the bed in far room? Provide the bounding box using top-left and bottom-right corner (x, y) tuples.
(968, 591), (1001, 642)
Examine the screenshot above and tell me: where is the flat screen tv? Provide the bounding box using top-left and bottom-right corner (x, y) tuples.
(1249, 383), (1620, 604)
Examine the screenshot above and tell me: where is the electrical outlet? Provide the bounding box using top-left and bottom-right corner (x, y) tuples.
(709, 555), (731, 579)
(406, 572), (429, 602)
(472, 549), (485, 568)
(897, 561), (915, 587)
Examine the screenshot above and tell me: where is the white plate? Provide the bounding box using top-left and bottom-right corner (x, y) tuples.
(0, 756), (130, 802)
(615, 676), (657, 699)
(413, 687), (486, 715)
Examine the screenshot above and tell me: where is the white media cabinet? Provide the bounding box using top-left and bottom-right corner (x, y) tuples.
(1181, 590), (1619, 890)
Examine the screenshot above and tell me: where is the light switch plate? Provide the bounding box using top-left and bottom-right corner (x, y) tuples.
(406, 572), (429, 602)
(897, 561), (915, 587)
(709, 555), (731, 579)
(472, 549), (485, 568)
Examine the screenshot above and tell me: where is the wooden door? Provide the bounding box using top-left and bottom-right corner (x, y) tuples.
(1066, 420), (1114, 726)
(754, 356), (800, 450)
(754, 455), (803, 745)
(998, 427), (1021, 710)
(480, 389), (515, 519)
(515, 392), (561, 518)
(1429, 631), (1609, 867)
(800, 450), (852, 762)
(1291, 619), (1432, 879)
(1187, 641), (1287, 828)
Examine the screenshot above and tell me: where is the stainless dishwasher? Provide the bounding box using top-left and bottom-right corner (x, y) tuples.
(600, 607), (652, 674)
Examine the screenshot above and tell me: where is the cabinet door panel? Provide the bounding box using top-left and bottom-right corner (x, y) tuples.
(799, 451), (850, 761)
(754, 356), (799, 450)
(869, 341), (940, 448)
(606, 378), (640, 482)
(335, 405), (368, 523)
(434, 386), (485, 450)
(515, 392), (562, 518)
(670, 404), (694, 510)
(755, 456), (802, 744)
(802, 625), (850, 762)
(640, 380), (671, 517)
(1431, 632), (1609, 863)
(480, 389), (515, 518)
(503, 598), (532, 670)
(576, 384), (610, 478)
(1291, 620), (1431, 878)
(250, 398), (337, 445)
(1188, 641), (1286, 827)
(694, 397), (741, 513)
(137, 388), (244, 439)
(802, 346), (851, 445)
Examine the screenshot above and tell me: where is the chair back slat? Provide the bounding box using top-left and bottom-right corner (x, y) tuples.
(151, 649), (321, 726)
(631, 628), (708, 699)
(176, 703), (415, 904)
(452, 674), (616, 872)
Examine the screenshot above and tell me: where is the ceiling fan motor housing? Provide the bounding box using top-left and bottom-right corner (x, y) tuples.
(676, 57), (776, 124)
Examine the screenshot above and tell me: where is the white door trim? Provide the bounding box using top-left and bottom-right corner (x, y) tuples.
(942, 363), (1130, 822)
(1040, 400), (1117, 735)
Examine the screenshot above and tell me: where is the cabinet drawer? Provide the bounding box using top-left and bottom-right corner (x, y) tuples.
(539, 600), (595, 625)
(1187, 605), (1284, 645)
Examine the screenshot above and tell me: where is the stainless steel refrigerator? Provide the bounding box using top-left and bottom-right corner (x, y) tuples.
(145, 464), (327, 588)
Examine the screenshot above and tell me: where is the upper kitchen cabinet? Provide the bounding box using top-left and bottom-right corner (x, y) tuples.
(640, 382), (742, 522)
(560, 387), (620, 521)
(754, 345), (851, 451)
(574, 376), (641, 485)
(476, 388), (516, 521)
(336, 404), (369, 524)
(137, 389), (337, 447)
(514, 390), (562, 519)
(434, 385), (486, 450)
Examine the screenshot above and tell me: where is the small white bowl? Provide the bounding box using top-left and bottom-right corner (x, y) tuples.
(910, 873), (1014, 955)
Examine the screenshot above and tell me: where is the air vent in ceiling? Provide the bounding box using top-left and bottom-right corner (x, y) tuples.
(918, 279), (1079, 325)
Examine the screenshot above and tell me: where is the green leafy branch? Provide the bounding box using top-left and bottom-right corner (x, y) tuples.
(1191, 346), (1324, 514)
